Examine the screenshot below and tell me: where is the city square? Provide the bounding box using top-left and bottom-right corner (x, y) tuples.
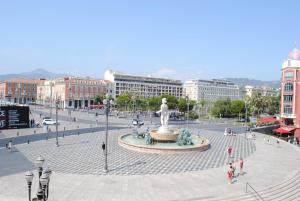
(0, 107), (299, 201)
(1, 1), (300, 200)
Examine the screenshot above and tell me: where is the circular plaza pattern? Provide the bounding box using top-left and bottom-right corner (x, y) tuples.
(15, 126), (256, 176)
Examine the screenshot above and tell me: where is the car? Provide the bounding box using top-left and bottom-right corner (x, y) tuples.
(132, 119), (144, 126)
(42, 119), (58, 125)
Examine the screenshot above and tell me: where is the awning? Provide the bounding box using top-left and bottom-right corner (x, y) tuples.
(273, 127), (295, 134)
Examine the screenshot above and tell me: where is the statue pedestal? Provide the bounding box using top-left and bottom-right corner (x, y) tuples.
(150, 128), (179, 142)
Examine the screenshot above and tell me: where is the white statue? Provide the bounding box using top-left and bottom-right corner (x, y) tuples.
(156, 98), (169, 128)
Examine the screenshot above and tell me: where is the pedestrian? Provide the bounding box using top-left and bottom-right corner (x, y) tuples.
(227, 146), (233, 158)
(40, 113), (42, 118)
(268, 137), (271, 144)
(227, 170), (232, 184)
(276, 138), (280, 145)
(239, 158), (244, 175)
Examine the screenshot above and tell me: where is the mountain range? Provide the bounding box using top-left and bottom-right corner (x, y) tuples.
(225, 78), (280, 89)
(0, 69), (69, 80)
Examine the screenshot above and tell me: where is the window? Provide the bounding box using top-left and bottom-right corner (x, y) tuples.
(284, 83), (293, 92)
(284, 71), (294, 79)
(283, 95), (293, 102)
(283, 105), (293, 114)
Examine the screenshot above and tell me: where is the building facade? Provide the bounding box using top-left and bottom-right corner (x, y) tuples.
(244, 85), (279, 98)
(104, 70), (183, 99)
(280, 47), (300, 138)
(183, 79), (241, 102)
(37, 77), (112, 109)
(0, 78), (42, 104)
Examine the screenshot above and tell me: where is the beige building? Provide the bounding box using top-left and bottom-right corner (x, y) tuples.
(38, 77), (112, 109)
(104, 70), (183, 99)
(0, 78), (43, 104)
(244, 85), (279, 97)
(183, 79), (241, 102)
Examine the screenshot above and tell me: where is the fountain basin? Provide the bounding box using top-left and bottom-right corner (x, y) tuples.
(118, 134), (210, 154)
(150, 129), (179, 142)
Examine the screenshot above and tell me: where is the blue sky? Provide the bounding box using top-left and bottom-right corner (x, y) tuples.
(0, 0), (299, 81)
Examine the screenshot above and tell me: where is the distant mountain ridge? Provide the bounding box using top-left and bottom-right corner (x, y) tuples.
(225, 78), (280, 88)
(0, 69), (70, 80)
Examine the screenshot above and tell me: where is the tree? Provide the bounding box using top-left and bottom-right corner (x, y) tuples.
(211, 98), (232, 117)
(94, 94), (105, 104)
(116, 92), (132, 110)
(230, 100), (245, 116)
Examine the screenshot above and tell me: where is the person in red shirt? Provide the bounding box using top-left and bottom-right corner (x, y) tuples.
(227, 170), (232, 184)
(239, 158), (244, 175)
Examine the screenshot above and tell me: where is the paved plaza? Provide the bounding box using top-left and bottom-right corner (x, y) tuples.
(0, 109), (299, 201)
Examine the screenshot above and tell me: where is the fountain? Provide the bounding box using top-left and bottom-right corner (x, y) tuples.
(118, 98), (210, 154)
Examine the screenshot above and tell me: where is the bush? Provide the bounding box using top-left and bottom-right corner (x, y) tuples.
(186, 111), (199, 120)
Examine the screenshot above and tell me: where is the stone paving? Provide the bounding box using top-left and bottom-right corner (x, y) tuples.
(15, 127), (255, 175)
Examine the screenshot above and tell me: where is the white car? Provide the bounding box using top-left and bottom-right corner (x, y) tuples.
(42, 119), (58, 125)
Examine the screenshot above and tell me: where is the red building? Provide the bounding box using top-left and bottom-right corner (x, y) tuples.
(280, 47), (300, 138)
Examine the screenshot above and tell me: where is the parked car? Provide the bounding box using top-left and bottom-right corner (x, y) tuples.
(42, 119), (58, 125)
(132, 119), (144, 126)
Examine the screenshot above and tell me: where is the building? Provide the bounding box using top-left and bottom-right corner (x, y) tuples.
(37, 77), (112, 109)
(104, 70), (183, 99)
(0, 78), (42, 104)
(279, 47), (300, 138)
(244, 85), (279, 97)
(183, 79), (241, 102)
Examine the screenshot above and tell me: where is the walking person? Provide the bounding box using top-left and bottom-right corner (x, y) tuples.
(227, 146), (233, 158)
(239, 158), (244, 175)
(227, 169), (232, 184)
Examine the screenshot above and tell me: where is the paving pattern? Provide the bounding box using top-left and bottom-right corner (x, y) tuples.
(15, 126), (256, 176)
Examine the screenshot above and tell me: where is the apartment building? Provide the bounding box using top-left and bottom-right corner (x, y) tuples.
(38, 77), (112, 109)
(104, 70), (183, 99)
(183, 79), (241, 102)
(0, 78), (42, 104)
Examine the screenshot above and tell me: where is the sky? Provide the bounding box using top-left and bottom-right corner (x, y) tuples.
(0, 0), (300, 81)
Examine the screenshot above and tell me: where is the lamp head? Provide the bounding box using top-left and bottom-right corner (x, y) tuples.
(25, 171), (34, 183)
(35, 155), (45, 168)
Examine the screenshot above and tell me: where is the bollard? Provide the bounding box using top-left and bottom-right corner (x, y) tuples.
(27, 140), (29, 144)
(63, 133), (64, 138)
(77, 125), (79, 129)
(34, 130), (36, 134)
(17, 132), (19, 136)
(78, 131), (80, 136)
(64, 127), (66, 131)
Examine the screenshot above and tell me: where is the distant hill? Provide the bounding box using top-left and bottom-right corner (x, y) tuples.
(0, 69), (70, 80)
(225, 78), (280, 88)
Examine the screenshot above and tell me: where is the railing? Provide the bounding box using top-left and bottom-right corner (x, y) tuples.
(245, 182), (265, 201)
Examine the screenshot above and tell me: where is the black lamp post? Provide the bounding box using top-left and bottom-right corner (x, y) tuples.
(103, 97), (114, 173)
(26, 155), (52, 201)
(185, 96), (190, 129)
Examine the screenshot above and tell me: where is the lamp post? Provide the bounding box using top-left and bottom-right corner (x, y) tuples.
(245, 100), (248, 138)
(55, 99), (59, 147)
(103, 97), (114, 173)
(50, 82), (54, 118)
(27, 155), (51, 201)
(186, 96), (190, 129)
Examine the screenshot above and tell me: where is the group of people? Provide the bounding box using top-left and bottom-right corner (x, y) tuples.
(226, 146), (244, 184)
(227, 157), (244, 184)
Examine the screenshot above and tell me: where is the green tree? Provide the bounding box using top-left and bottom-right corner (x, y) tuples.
(230, 100), (245, 116)
(94, 94), (105, 104)
(211, 98), (232, 117)
(116, 92), (132, 110)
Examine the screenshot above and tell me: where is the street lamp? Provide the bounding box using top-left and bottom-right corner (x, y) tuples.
(244, 100), (248, 138)
(103, 97), (114, 173)
(27, 155), (52, 201)
(185, 96), (190, 129)
(55, 99), (59, 147)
